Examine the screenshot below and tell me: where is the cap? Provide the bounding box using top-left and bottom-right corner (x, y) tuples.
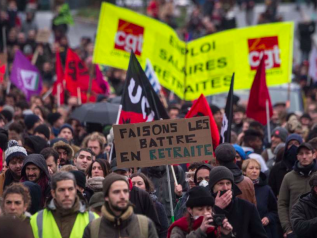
(297, 143), (314, 154)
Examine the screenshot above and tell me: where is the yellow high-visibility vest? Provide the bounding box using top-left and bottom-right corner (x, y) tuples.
(30, 209), (97, 238)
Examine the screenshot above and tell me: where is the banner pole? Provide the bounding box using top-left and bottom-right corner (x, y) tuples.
(149, 88), (175, 223)
(31, 47), (39, 65)
(266, 100), (271, 144)
(109, 104), (122, 164)
(171, 166), (178, 185)
(2, 27), (9, 94)
(77, 87), (82, 105)
(57, 84), (61, 107)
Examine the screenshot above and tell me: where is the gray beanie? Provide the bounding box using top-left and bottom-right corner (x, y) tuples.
(271, 127), (288, 142)
(215, 143), (236, 163)
(103, 173), (129, 197)
(5, 140), (27, 165)
(209, 166), (234, 191)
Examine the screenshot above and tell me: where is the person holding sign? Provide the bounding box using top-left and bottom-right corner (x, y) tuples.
(167, 186), (233, 238)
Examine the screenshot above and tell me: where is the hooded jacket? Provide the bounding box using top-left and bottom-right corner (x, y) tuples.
(291, 192), (317, 238)
(24, 135), (48, 154)
(254, 173), (279, 238)
(21, 154), (51, 208)
(268, 134), (303, 197)
(23, 181), (42, 215)
(278, 160), (317, 233)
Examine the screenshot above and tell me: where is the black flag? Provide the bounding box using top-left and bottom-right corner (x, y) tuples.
(221, 73), (234, 143)
(119, 51), (169, 124)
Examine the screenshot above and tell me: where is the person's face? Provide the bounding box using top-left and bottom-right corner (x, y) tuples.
(55, 117), (64, 128)
(271, 135), (282, 150)
(51, 180), (76, 210)
(297, 148), (315, 166)
(271, 110), (279, 124)
(8, 130), (19, 140)
(245, 161), (261, 180)
(105, 181), (129, 212)
(8, 157), (24, 177)
(46, 156), (57, 174)
(186, 169), (196, 189)
(235, 152), (242, 162)
(14, 107), (22, 117)
(169, 109), (179, 119)
(234, 111), (244, 124)
(91, 162), (105, 177)
(187, 206), (212, 217)
(131, 176), (146, 191)
(25, 164), (41, 182)
(196, 168), (210, 185)
(213, 179), (232, 194)
(301, 117), (311, 126)
(59, 128), (73, 142)
(74, 151), (93, 172)
(88, 140), (101, 156)
(251, 137), (263, 151)
(5, 96), (15, 106)
(213, 111), (222, 125)
(287, 139), (300, 149)
(57, 149), (68, 165)
(3, 193), (27, 217)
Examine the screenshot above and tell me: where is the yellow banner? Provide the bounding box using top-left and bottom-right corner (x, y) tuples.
(93, 3), (294, 101)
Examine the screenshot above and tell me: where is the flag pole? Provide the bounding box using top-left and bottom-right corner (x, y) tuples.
(108, 104), (122, 164)
(57, 84), (61, 107)
(150, 89), (175, 224)
(77, 87), (82, 105)
(266, 99), (271, 144)
(2, 27), (9, 94)
(31, 47), (39, 65)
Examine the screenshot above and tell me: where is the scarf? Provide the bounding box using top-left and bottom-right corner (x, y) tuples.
(294, 160), (317, 177)
(252, 178), (260, 185)
(167, 216), (217, 238)
(101, 204), (134, 226)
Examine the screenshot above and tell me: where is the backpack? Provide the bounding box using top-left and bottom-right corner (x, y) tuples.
(90, 215), (149, 238)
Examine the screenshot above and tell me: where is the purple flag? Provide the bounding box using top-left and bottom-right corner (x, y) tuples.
(10, 50), (42, 101)
(95, 64), (110, 96)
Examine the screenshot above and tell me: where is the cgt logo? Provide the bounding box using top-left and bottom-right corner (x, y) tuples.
(248, 36), (281, 70)
(114, 19), (144, 56)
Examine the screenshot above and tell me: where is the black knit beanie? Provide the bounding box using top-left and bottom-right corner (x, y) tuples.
(24, 114), (40, 130)
(70, 171), (86, 189)
(208, 166), (234, 191)
(103, 173), (129, 197)
(186, 186), (215, 208)
(34, 124), (50, 140)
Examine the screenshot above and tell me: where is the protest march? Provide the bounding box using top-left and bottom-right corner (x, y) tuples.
(1, 0), (317, 238)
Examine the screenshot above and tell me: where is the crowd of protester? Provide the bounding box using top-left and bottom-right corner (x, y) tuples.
(0, 0), (317, 238)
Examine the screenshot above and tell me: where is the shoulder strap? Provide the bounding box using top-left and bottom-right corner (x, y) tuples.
(90, 217), (102, 238)
(137, 215), (149, 238)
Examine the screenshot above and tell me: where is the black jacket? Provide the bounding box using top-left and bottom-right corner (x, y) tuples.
(255, 173), (279, 238)
(214, 197), (268, 238)
(130, 186), (162, 234)
(291, 192), (317, 238)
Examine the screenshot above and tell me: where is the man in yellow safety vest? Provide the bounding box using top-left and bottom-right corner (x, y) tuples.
(30, 172), (98, 238)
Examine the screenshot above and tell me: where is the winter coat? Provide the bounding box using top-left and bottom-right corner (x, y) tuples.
(225, 162), (257, 205)
(213, 197), (268, 238)
(83, 205), (158, 238)
(290, 192), (317, 238)
(174, 191), (189, 221)
(21, 154), (51, 208)
(254, 173), (279, 238)
(130, 186), (162, 234)
(141, 165), (187, 221)
(278, 160), (317, 233)
(151, 194), (169, 238)
(268, 134), (303, 197)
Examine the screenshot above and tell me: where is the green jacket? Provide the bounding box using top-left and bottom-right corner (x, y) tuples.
(278, 167), (317, 233)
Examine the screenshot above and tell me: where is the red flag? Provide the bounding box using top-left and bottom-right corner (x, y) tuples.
(185, 94), (220, 150)
(95, 64), (110, 96)
(0, 54), (7, 83)
(246, 56), (273, 125)
(52, 51), (65, 105)
(65, 49), (103, 101)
